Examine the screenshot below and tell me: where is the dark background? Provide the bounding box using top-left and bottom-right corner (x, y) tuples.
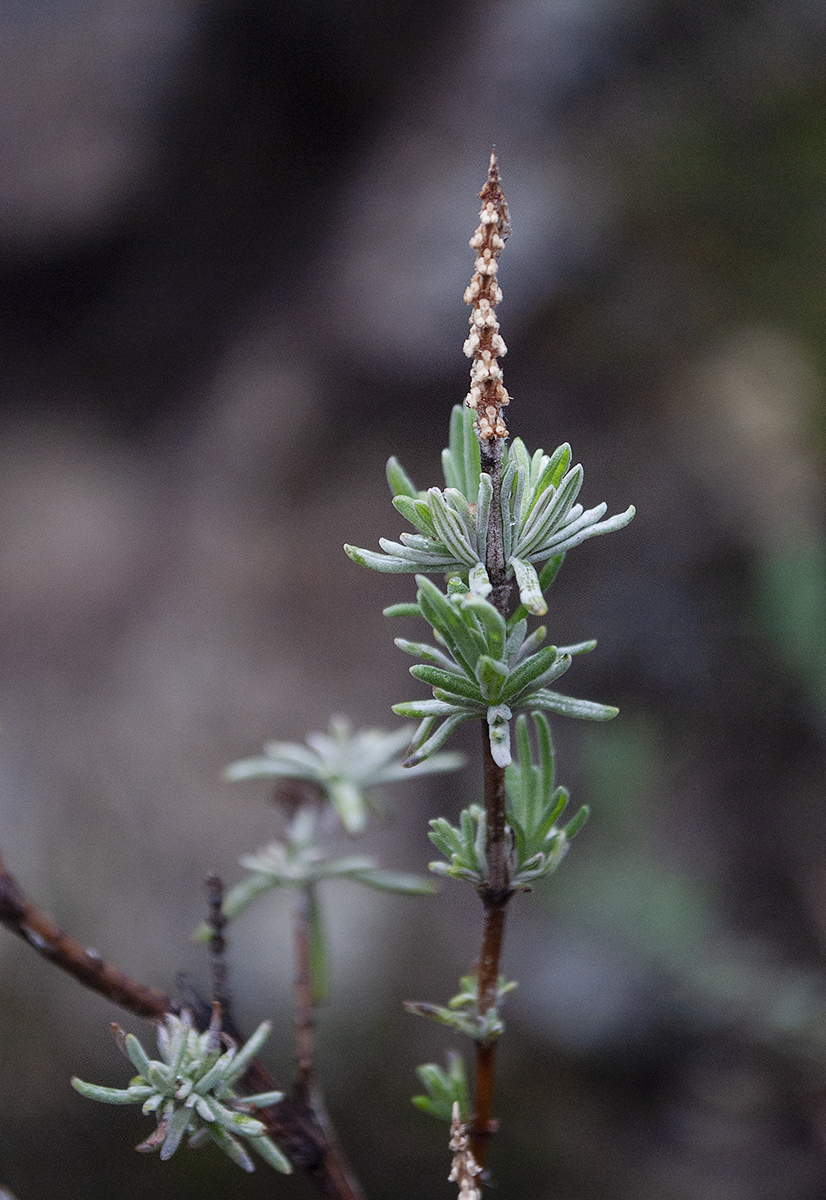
(2, 1), (826, 1197)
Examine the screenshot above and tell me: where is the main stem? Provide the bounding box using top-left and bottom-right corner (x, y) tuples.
(471, 438), (514, 1167)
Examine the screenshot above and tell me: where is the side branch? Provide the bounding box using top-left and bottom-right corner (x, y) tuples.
(0, 850), (364, 1200)
(0, 851), (172, 1020)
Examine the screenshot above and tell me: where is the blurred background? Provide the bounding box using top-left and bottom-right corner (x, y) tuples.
(2, 0), (826, 1196)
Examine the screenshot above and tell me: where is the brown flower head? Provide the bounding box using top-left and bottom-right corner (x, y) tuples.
(463, 151), (511, 443)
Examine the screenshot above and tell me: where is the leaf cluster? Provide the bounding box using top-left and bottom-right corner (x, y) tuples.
(193, 803), (437, 947)
(345, 406), (633, 767)
(225, 716), (462, 834)
(391, 576), (615, 767)
(345, 405), (634, 616)
(405, 973), (516, 1043)
(428, 713), (589, 891)
(412, 1052), (470, 1122)
(71, 1013), (291, 1174)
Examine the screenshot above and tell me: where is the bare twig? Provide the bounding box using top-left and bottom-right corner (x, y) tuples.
(293, 884), (316, 1095)
(0, 850), (173, 1020)
(205, 872), (234, 1027)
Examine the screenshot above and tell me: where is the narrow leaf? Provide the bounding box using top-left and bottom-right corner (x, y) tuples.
(386, 456), (420, 498)
(510, 556), (547, 616)
(531, 691), (619, 721)
(410, 664), (482, 701)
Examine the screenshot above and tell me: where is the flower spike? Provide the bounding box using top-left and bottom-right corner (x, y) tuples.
(464, 151), (511, 443)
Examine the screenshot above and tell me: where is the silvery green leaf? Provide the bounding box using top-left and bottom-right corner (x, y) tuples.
(372, 749), (465, 781)
(402, 712), (468, 766)
(531, 503), (635, 560)
(208, 1123), (256, 1172)
(557, 639), (597, 657)
(564, 805), (590, 838)
(166, 1015), (189, 1078)
(345, 868), (438, 895)
(123, 1034), (154, 1080)
(505, 617), (528, 664)
(192, 1051), (236, 1097)
(393, 698), (466, 719)
(215, 872), (279, 924)
(384, 602), (422, 617)
(517, 653), (573, 699)
(250, 1135), (293, 1173)
(431, 688), (485, 714)
(475, 473), (492, 566)
(523, 443), (571, 518)
(416, 576), (485, 675)
(327, 779), (367, 833)
(514, 624), (548, 663)
(487, 704), (513, 767)
(427, 818), (464, 859)
(443, 487), (479, 552)
(386, 455), (420, 498)
(71, 1079), (141, 1104)
(344, 543), (425, 572)
(222, 1021), (273, 1084)
(458, 593), (506, 661)
(441, 404), (480, 498)
(410, 663), (482, 701)
(392, 495), (439, 538)
(510, 556), (546, 615)
(243, 1090), (284, 1108)
(402, 1001), (485, 1039)
(207, 1098), (268, 1137)
(500, 645), (563, 702)
(499, 451), (525, 562)
(508, 555), (565, 629)
(159, 1104), (193, 1160)
(530, 691), (619, 721)
(224, 756), (306, 782)
(379, 536), (455, 564)
(412, 1052), (470, 1122)
(474, 656), (508, 704)
(468, 561), (492, 598)
(316, 856), (379, 879)
(416, 491), (477, 565)
(515, 464), (584, 557)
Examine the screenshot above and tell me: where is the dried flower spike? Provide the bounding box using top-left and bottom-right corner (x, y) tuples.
(448, 1101), (483, 1200)
(464, 150), (511, 442)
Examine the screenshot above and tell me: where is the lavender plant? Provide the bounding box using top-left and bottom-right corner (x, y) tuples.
(346, 152), (634, 1178)
(0, 153), (633, 1199)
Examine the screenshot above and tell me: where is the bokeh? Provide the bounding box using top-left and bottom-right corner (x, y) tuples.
(2, 2), (826, 1197)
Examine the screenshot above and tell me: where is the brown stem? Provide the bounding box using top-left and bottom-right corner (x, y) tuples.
(293, 884), (316, 1094)
(0, 851), (174, 1020)
(470, 337), (514, 1163)
(0, 850), (364, 1200)
(470, 731), (514, 1167)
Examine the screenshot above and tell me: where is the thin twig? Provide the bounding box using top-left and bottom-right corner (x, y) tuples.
(205, 872), (234, 1028)
(0, 850), (173, 1020)
(293, 884), (316, 1095)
